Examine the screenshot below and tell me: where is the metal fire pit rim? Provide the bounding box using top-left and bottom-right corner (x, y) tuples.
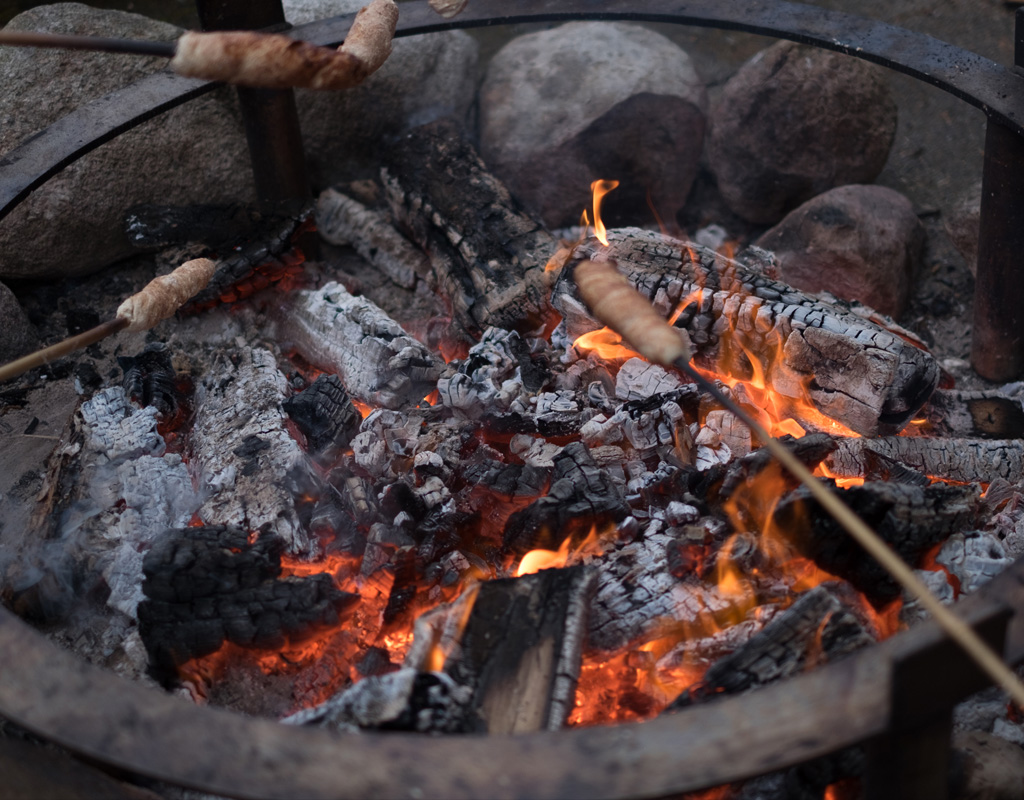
(1, 0), (1023, 227)
(0, 557), (1021, 800)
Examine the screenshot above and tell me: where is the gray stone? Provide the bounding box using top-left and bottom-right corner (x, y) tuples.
(708, 41), (897, 225)
(478, 22), (706, 229)
(755, 185), (924, 319)
(0, 4), (253, 281)
(951, 730), (1024, 800)
(0, 2), (478, 281)
(286, 0), (479, 191)
(0, 281), (37, 363)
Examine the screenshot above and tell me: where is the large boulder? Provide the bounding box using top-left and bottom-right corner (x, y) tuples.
(0, 280), (38, 362)
(0, 2), (478, 281)
(755, 184), (924, 319)
(478, 22), (706, 229)
(708, 41), (897, 225)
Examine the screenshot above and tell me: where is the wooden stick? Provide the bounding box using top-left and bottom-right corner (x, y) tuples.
(574, 256), (1024, 707)
(0, 257), (216, 384)
(0, 0), (398, 90)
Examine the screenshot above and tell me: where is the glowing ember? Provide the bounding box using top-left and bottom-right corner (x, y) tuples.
(572, 326), (642, 362)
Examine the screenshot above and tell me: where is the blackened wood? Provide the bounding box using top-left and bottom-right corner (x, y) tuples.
(118, 342), (179, 416)
(925, 387), (1024, 439)
(774, 481), (981, 604)
(826, 436), (1024, 484)
(282, 373), (360, 461)
(503, 442), (630, 553)
(668, 586), (872, 710)
(444, 565), (596, 733)
(382, 119), (555, 336)
(138, 525), (358, 683)
(554, 228), (940, 436)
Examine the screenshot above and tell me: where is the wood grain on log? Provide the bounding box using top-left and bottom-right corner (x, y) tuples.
(825, 436), (1024, 485)
(382, 119), (555, 336)
(444, 565), (596, 733)
(277, 281), (443, 409)
(554, 228), (939, 436)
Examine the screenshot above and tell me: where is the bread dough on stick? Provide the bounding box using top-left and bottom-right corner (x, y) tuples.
(170, 0), (397, 89)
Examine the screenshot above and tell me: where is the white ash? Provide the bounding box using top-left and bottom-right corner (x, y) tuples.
(415, 475), (451, 510)
(693, 224), (730, 251)
(703, 410), (752, 458)
(900, 568), (958, 627)
(509, 434), (563, 468)
(190, 346), (314, 556)
(614, 358), (682, 401)
(278, 281), (442, 409)
(666, 501), (701, 526)
(620, 401), (687, 453)
(436, 327), (527, 416)
(79, 386), (163, 462)
(936, 532), (1014, 595)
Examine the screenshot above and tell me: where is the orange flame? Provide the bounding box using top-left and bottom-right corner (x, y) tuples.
(514, 525), (609, 578)
(590, 179), (619, 246)
(572, 326), (642, 362)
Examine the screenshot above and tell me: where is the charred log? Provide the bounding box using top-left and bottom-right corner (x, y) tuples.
(825, 436), (1024, 485)
(774, 481), (981, 604)
(138, 525), (358, 684)
(316, 188), (428, 289)
(190, 346), (318, 556)
(925, 387), (1024, 439)
(124, 202), (262, 251)
(553, 228), (940, 436)
(668, 585), (872, 709)
(503, 442), (630, 553)
(277, 281), (442, 410)
(444, 565), (596, 733)
(282, 373), (360, 461)
(381, 119), (555, 337)
(118, 342), (180, 416)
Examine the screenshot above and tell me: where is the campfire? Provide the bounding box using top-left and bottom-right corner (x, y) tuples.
(2, 1), (1024, 798)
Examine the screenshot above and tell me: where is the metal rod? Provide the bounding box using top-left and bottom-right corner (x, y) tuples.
(972, 8), (1024, 381)
(0, 30), (176, 58)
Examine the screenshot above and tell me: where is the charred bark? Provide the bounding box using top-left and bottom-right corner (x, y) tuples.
(282, 373), (360, 462)
(444, 565), (596, 733)
(553, 228), (940, 436)
(825, 436), (1024, 485)
(667, 585), (872, 709)
(774, 481), (981, 604)
(381, 119), (555, 337)
(138, 525), (358, 684)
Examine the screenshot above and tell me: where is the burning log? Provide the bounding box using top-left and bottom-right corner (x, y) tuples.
(137, 525), (358, 684)
(277, 281), (443, 409)
(825, 436), (1024, 485)
(443, 565), (596, 733)
(316, 188), (427, 290)
(667, 585), (872, 709)
(190, 346), (318, 556)
(381, 119), (556, 336)
(555, 228), (940, 436)
(775, 481), (982, 604)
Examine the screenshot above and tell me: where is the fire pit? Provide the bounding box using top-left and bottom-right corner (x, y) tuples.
(2, 2), (1024, 799)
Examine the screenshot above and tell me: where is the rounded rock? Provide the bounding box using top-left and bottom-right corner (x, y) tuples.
(708, 41), (897, 225)
(754, 184), (924, 319)
(479, 21), (707, 229)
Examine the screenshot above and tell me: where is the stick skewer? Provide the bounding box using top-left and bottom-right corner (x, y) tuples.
(0, 257), (216, 385)
(0, 0), (398, 90)
(573, 257), (1024, 707)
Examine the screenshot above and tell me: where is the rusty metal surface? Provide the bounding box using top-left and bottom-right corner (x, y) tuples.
(1, 559), (1022, 799)
(2, 0), (1024, 226)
